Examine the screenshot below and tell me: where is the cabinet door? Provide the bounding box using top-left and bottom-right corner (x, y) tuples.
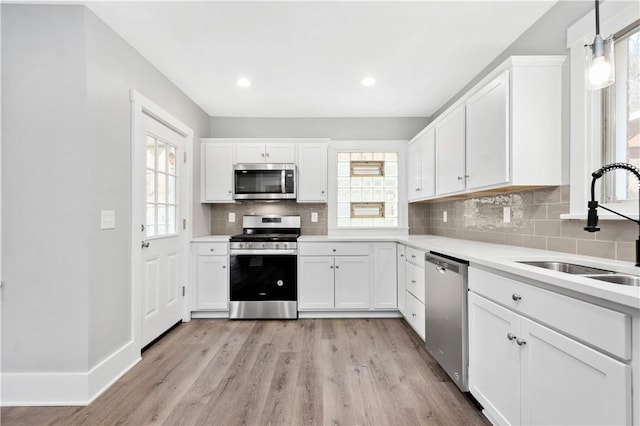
(420, 127), (436, 197)
(236, 143), (266, 163)
(519, 317), (632, 426)
(373, 243), (397, 309)
(407, 139), (423, 201)
(468, 293), (520, 426)
(297, 143), (327, 202)
(201, 143), (233, 202)
(466, 70), (509, 190)
(397, 245), (406, 315)
(334, 256), (370, 309)
(196, 255), (228, 310)
(435, 105), (466, 195)
(298, 256), (335, 310)
(405, 291), (425, 340)
(265, 142), (296, 163)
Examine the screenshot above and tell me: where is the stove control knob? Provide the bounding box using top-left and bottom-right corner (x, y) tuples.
(283, 243), (288, 249)
(275, 243), (280, 249)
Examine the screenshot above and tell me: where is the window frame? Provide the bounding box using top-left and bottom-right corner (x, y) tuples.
(328, 140), (408, 236)
(564, 1), (640, 221)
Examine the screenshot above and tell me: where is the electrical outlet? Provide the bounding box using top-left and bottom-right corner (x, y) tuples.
(101, 210), (115, 229)
(228, 212), (236, 223)
(443, 211), (448, 223)
(503, 206), (511, 223)
(311, 212), (318, 223)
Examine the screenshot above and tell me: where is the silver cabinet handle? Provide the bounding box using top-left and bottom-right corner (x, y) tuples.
(411, 280), (416, 283)
(411, 254), (416, 258)
(516, 338), (527, 346)
(141, 240), (150, 249)
(507, 333), (517, 341)
(512, 294), (522, 301)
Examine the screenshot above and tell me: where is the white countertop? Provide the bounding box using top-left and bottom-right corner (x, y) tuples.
(192, 234), (639, 310)
(299, 234), (640, 310)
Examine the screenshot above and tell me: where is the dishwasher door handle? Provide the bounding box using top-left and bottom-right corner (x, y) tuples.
(436, 265), (447, 273)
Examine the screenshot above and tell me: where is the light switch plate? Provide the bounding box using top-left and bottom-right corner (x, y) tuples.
(443, 211), (448, 223)
(229, 212), (236, 223)
(503, 206), (511, 223)
(101, 210), (115, 229)
(311, 212), (318, 223)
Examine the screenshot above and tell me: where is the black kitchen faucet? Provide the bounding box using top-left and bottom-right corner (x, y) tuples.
(584, 162), (640, 266)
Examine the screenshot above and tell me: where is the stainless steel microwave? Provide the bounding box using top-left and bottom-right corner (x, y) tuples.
(233, 164), (296, 200)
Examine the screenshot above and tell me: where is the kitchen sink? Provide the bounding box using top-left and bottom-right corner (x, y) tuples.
(586, 274), (640, 287)
(517, 261), (614, 275)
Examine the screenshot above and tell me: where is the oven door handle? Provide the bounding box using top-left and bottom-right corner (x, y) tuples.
(230, 249), (298, 256)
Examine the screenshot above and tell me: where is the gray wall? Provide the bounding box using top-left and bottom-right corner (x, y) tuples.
(1, 4), (211, 374)
(209, 117), (429, 140)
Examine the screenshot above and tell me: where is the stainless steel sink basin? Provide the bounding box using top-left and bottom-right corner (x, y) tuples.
(517, 261), (614, 275)
(587, 274), (640, 287)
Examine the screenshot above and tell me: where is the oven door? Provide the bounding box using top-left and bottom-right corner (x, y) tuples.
(230, 254), (297, 301)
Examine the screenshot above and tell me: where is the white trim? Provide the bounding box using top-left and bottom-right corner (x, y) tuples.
(190, 311), (229, 319)
(564, 2), (640, 220)
(130, 90), (194, 354)
(1, 341), (140, 406)
(298, 311), (402, 319)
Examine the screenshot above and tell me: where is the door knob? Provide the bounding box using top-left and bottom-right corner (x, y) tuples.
(141, 241), (150, 249)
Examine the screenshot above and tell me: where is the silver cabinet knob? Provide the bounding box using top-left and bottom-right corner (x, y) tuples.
(266, 152), (269, 157)
(400, 254), (404, 258)
(228, 190), (232, 194)
(507, 333), (517, 341)
(457, 176), (463, 181)
(512, 294), (522, 301)
(222, 265), (226, 269)
(335, 265), (340, 269)
(210, 248), (215, 252)
(411, 254), (416, 258)
(261, 152), (265, 157)
(330, 265), (334, 269)
(411, 280), (416, 283)
(412, 313), (417, 317)
(321, 190), (325, 194)
(332, 248), (336, 252)
(516, 338), (527, 346)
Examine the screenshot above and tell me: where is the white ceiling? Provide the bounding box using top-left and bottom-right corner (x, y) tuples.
(85, 1), (557, 118)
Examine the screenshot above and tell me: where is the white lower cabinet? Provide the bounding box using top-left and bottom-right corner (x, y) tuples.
(469, 270), (632, 426)
(396, 245), (406, 315)
(192, 242), (229, 314)
(397, 244), (426, 339)
(298, 242), (397, 314)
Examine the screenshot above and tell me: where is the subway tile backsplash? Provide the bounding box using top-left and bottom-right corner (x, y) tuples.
(210, 200), (328, 235)
(409, 185), (636, 263)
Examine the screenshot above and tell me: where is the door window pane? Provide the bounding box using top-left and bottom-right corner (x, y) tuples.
(145, 132), (178, 238)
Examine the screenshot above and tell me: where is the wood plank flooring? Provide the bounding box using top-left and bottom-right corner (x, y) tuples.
(1, 319), (488, 426)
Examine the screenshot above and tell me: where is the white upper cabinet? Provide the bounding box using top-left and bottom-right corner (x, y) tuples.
(465, 70), (510, 191)
(297, 142), (328, 203)
(236, 141), (296, 163)
(201, 142), (233, 202)
(407, 127), (435, 202)
(412, 56), (564, 201)
(435, 105), (466, 196)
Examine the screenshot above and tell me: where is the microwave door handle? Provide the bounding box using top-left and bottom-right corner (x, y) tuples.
(281, 169), (286, 194)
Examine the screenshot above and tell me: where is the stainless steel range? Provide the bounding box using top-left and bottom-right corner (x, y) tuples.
(229, 215), (300, 319)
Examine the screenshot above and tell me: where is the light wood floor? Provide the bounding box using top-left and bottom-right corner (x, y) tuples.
(2, 319), (488, 426)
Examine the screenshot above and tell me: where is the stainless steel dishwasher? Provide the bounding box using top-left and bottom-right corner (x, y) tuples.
(424, 251), (469, 392)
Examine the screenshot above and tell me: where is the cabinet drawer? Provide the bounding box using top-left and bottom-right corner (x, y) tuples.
(405, 246), (425, 267)
(406, 262), (425, 303)
(194, 242), (228, 256)
(405, 291), (426, 340)
(299, 242), (369, 257)
(469, 267), (631, 360)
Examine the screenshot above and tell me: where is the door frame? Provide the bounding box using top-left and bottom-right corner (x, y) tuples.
(130, 90), (193, 352)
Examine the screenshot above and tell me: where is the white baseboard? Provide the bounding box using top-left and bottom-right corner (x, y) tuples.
(298, 310), (402, 319)
(1, 340), (140, 407)
(191, 311), (229, 319)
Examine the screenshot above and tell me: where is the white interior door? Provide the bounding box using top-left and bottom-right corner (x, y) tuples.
(140, 114), (185, 347)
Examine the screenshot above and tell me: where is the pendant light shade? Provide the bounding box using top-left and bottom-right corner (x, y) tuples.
(585, 0), (615, 90)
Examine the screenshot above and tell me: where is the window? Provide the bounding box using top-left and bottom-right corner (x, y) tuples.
(602, 25), (640, 204)
(146, 134), (178, 237)
(336, 152), (398, 227)
(564, 1), (639, 219)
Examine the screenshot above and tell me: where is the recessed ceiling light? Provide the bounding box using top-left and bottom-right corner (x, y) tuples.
(361, 76), (376, 87)
(237, 77), (251, 88)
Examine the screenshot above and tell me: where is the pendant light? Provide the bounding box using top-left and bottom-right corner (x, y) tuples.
(585, 0), (615, 90)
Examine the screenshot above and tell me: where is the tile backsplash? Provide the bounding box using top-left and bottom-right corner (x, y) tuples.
(409, 185), (636, 263)
(210, 201), (328, 235)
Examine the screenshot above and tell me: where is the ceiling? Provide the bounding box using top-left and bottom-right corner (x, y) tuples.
(85, 1), (557, 118)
